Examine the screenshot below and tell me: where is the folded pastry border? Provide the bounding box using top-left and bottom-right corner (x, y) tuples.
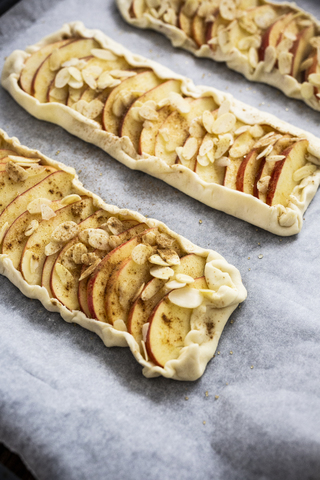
(1, 21), (320, 236)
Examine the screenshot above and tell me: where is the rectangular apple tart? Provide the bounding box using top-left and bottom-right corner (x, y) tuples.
(2, 22), (320, 236)
(118, 0), (320, 111)
(0, 129), (247, 381)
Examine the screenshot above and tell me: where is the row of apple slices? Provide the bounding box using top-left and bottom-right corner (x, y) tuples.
(0, 150), (213, 368)
(130, 0), (319, 96)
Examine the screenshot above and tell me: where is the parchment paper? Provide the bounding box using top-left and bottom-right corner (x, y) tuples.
(0, 1), (320, 479)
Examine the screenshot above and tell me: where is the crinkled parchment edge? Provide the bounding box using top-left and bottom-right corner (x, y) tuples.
(1, 21), (320, 236)
(0, 128), (247, 381)
(117, 0), (320, 110)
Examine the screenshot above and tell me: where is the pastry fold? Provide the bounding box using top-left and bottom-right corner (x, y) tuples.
(117, 0), (320, 111)
(1, 21), (320, 236)
(0, 129), (247, 380)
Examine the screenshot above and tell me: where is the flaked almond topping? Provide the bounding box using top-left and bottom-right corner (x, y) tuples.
(141, 278), (164, 301)
(97, 72), (121, 90)
(216, 156), (231, 167)
(159, 127), (170, 143)
(163, 7), (177, 25)
(301, 82), (314, 100)
(27, 198), (52, 214)
(249, 124), (265, 139)
(85, 99), (105, 120)
(254, 7), (276, 29)
(81, 252), (100, 266)
(165, 279), (186, 289)
(308, 73), (320, 87)
(142, 322), (150, 344)
(91, 48), (118, 61)
(197, 154), (210, 167)
(234, 125), (250, 135)
(8, 155), (40, 164)
(238, 34), (261, 51)
(25, 220), (39, 237)
(149, 254), (169, 266)
(229, 134), (254, 158)
(113, 319), (128, 332)
(82, 65), (103, 85)
(70, 242), (88, 264)
(109, 69), (137, 79)
(263, 45), (277, 73)
(156, 232), (175, 248)
(131, 282), (146, 304)
(62, 58), (84, 68)
(137, 103), (158, 121)
(265, 154), (285, 162)
(306, 153), (320, 164)
(158, 248), (180, 265)
(61, 194), (82, 205)
(109, 235), (122, 250)
(211, 112), (236, 135)
(158, 92), (190, 114)
(51, 221), (79, 243)
(215, 133), (233, 159)
(257, 175), (271, 193)
(168, 287), (203, 308)
(112, 90), (139, 117)
(219, 0), (236, 21)
(189, 117), (206, 138)
(199, 138), (214, 157)
(257, 143), (274, 160)
(175, 273), (195, 284)
(49, 48), (62, 71)
(142, 230), (157, 246)
(107, 217), (125, 235)
(0, 222), (9, 244)
(61, 251), (77, 271)
(41, 204), (56, 221)
(44, 241), (63, 256)
(132, 243), (154, 265)
(182, 0), (198, 17)
(68, 66), (82, 82)
(309, 36), (320, 49)
(55, 67), (71, 89)
(297, 18), (313, 28)
(293, 164), (317, 182)
(6, 161), (28, 182)
(50, 87), (68, 102)
(278, 207), (297, 228)
(239, 15), (258, 35)
(248, 47), (259, 69)
(55, 263), (74, 287)
(253, 132), (278, 148)
(87, 229), (110, 250)
(79, 259), (101, 281)
(176, 137), (199, 164)
(198, 0), (217, 19)
(278, 51), (293, 76)
(150, 265), (174, 280)
(202, 110), (215, 133)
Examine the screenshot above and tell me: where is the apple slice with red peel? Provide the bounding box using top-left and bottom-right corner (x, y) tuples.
(20, 39), (71, 95)
(191, 14), (207, 47)
(0, 166), (57, 215)
(78, 269), (91, 317)
(128, 253), (206, 345)
(121, 79), (182, 152)
(130, 0), (147, 18)
(258, 13), (294, 62)
(223, 158), (243, 189)
(86, 223), (150, 322)
(305, 50), (320, 99)
(33, 38), (100, 103)
(288, 24), (314, 78)
(0, 170), (75, 244)
(20, 197), (95, 286)
(139, 106), (172, 156)
(178, 8), (193, 37)
(102, 71), (162, 136)
(206, 14), (227, 50)
(155, 97), (217, 166)
(146, 276), (207, 367)
(105, 256), (152, 326)
(266, 139), (308, 206)
(236, 148), (261, 194)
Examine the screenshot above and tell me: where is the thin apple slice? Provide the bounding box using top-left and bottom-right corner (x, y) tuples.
(130, 0), (147, 18)
(121, 79), (182, 152)
(33, 38), (100, 103)
(0, 166), (56, 214)
(20, 197), (95, 286)
(0, 149), (16, 159)
(20, 39), (71, 95)
(102, 71), (162, 136)
(139, 106), (172, 155)
(146, 276), (207, 367)
(266, 139), (308, 206)
(154, 97), (217, 166)
(206, 14), (227, 49)
(224, 158), (243, 189)
(290, 24), (315, 78)
(236, 148), (261, 194)
(42, 252), (59, 298)
(105, 257), (152, 326)
(78, 268), (92, 317)
(258, 13), (294, 61)
(0, 170), (74, 244)
(178, 8), (193, 37)
(191, 13), (207, 47)
(128, 253), (206, 345)
(86, 224), (151, 322)
(2, 200), (63, 268)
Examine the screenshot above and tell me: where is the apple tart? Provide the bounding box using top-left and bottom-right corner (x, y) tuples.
(0, 129), (247, 380)
(2, 21), (320, 236)
(118, 0), (320, 111)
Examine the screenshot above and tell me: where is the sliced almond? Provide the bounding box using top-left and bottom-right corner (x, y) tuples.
(91, 48), (118, 61)
(142, 231), (157, 246)
(248, 47), (259, 69)
(97, 72), (121, 90)
(176, 273), (195, 284)
(182, 0), (198, 17)
(254, 7), (276, 29)
(293, 164), (317, 182)
(88, 229), (110, 250)
(70, 243), (88, 264)
(257, 175), (271, 193)
(168, 287), (203, 308)
(51, 221), (79, 243)
(79, 259), (101, 281)
(5, 162), (28, 182)
(197, 154), (210, 167)
(202, 110), (215, 133)
(141, 278), (165, 301)
(265, 154), (286, 162)
(219, 0), (236, 21)
(163, 7), (177, 25)
(45, 241), (62, 256)
(148, 254), (169, 266)
(81, 252), (100, 266)
(132, 243), (154, 265)
(211, 113), (236, 135)
(60, 194), (82, 205)
(216, 156), (231, 167)
(257, 143), (274, 160)
(41, 204), (56, 221)
(25, 220), (39, 237)
(263, 45), (277, 73)
(238, 34), (261, 51)
(158, 92), (190, 114)
(189, 118), (206, 138)
(158, 248), (180, 265)
(308, 73), (320, 88)
(150, 265), (174, 280)
(165, 280), (186, 289)
(107, 217), (125, 235)
(55, 67), (71, 88)
(278, 52), (293, 76)
(215, 133), (233, 159)
(199, 138), (214, 157)
(27, 198), (52, 214)
(301, 82), (314, 100)
(55, 263), (74, 288)
(249, 125), (265, 139)
(156, 232), (175, 248)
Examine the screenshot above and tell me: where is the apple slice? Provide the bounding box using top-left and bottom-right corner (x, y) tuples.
(20, 197), (95, 286)
(305, 51), (320, 99)
(236, 148), (261, 194)
(223, 158), (243, 189)
(102, 71), (162, 136)
(128, 253), (206, 345)
(258, 13), (294, 61)
(191, 13), (207, 47)
(130, 0), (147, 18)
(105, 257), (152, 325)
(20, 39), (71, 95)
(176, 134), (202, 171)
(266, 139), (308, 206)
(178, 8), (193, 37)
(121, 79), (182, 152)
(139, 106), (172, 156)
(42, 252), (59, 298)
(154, 96), (217, 165)
(0, 166), (56, 214)
(206, 14), (227, 49)
(33, 38), (100, 103)
(86, 224), (151, 322)
(0, 170), (74, 243)
(146, 276), (207, 367)
(0, 149), (17, 159)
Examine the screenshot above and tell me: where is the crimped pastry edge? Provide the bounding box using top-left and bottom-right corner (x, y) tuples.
(1, 21), (320, 236)
(0, 128), (247, 381)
